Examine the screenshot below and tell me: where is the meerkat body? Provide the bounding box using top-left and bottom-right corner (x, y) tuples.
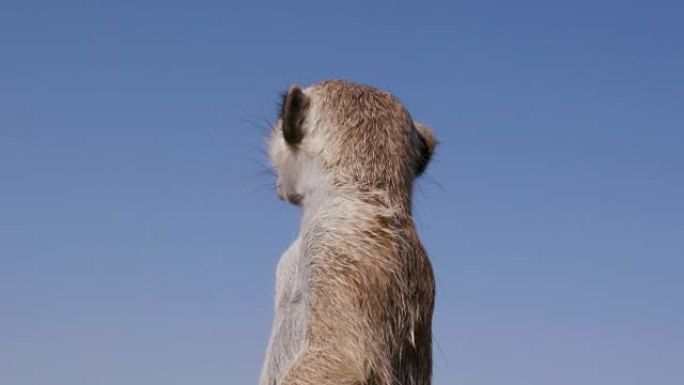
(260, 80), (436, 385)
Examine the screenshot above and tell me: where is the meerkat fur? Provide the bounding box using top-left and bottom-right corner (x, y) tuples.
(260, 80), (436, 385)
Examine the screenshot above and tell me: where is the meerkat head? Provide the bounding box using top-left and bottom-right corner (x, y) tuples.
(269, 80), (435, 207)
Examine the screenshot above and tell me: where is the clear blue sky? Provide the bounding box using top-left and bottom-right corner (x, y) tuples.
(1, 1), (682, 384)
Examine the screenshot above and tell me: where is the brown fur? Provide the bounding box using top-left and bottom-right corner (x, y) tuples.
(265, 80), (435, 385)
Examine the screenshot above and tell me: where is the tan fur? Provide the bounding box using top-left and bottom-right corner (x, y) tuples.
(261, 80), (435, 385)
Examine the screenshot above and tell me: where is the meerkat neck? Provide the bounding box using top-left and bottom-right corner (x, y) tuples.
(300, 179), (414, 231)
(294, 158), (415, 226)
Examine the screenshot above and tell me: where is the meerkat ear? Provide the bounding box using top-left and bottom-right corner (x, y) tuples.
(415, 122), (436, 175)
(279, 86), (309, 145)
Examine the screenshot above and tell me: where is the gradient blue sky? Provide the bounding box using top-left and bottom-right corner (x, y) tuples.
(1, 1), (683, 384)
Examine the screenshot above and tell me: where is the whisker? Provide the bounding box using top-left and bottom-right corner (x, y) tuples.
(422, 172), (446, 194)
(263, 117), (276, 132)
(247, 155), (274, 174)
(240, 117), (272, 136)
(433, 337), (448, 368)
(249, 181), (276, 195)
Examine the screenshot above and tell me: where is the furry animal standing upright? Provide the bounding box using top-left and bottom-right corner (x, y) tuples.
(260, 80), (436, 385)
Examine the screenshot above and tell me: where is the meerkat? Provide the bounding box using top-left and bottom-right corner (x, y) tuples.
(260, 80), (436, 385)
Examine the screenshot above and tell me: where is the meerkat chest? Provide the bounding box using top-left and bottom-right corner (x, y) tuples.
(274, 237), (309, 313)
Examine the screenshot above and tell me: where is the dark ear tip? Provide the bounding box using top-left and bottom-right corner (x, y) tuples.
(289, 85), (303, 98)
(281, 85), (308, 145)
(279, 86), (302, 118)
(415, 122), (436, 175)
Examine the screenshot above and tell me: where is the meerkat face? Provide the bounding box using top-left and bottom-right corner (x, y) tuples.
(268, 86), (312, 206)
(269, 80), (436, 206)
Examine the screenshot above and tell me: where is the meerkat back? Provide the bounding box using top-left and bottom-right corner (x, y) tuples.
(260, 80), (436, 385)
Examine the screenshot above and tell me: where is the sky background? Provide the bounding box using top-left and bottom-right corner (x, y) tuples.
(1, 1), (683, 384)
